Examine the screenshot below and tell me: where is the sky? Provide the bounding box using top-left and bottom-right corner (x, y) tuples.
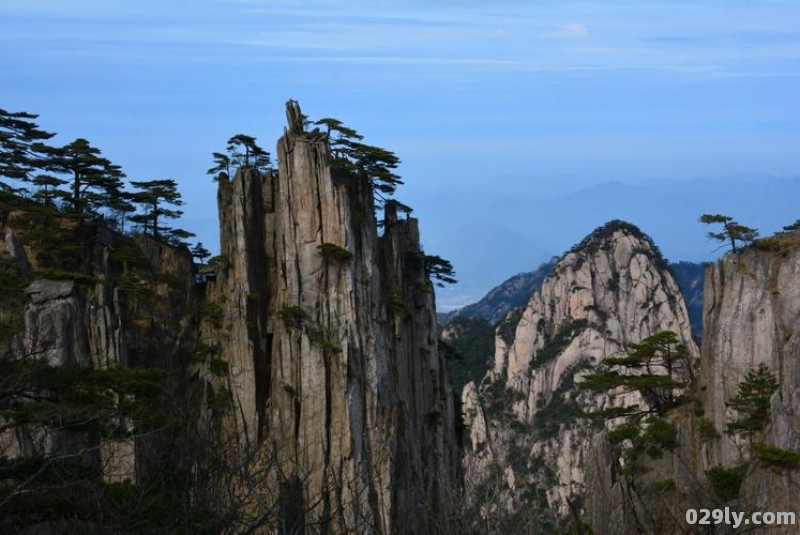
(2, 0), (799, 309)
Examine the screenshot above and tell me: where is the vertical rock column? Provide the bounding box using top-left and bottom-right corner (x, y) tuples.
(204, 101), (457, 533)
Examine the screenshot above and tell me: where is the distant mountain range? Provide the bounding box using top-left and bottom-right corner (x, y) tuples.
(411, 175), (800, 310)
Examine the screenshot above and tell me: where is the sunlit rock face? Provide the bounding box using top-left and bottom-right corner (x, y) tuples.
(198, 101), (458, 533)
(462, 221), (698, 531)
(702, 232), (800, 529)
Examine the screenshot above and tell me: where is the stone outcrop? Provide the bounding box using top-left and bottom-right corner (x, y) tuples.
(701, 232), (800, 530)
(462, 221), (699, 531)
(0, 216), (196, 482)
(462, 222), (800, 534)
(0, 101), (456, 533)
(196, 101), (458, 533)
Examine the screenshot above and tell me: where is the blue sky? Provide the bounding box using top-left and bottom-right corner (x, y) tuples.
(2, 1), (799, 308)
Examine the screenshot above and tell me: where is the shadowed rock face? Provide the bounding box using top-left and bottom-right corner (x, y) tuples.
(1, 220), (196, 483)
(198, 102), (458, 533)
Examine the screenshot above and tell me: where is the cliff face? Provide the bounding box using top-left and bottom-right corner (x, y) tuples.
(463, 222), (800, 534)
(701, 233), (800, 525)
(197, 102), (457, 533)
(0, 217), (196, 483)
(0, 102), (456, 533)
(462, 221), (699, 531)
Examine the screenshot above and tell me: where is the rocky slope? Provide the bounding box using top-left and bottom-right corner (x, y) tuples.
(0, 214), (196, 482)
(461, 220), (700, 532)
(462, 222), (800, 534)
(0, 101), (457, 534)
(448, 260), (555, 325)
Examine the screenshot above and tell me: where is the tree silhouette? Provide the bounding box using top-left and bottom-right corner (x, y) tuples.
(314, 117), (404, 201)
(700, 214), (758, 253)
(0, 107), (55, 189)
(51, 138), (126, 215)
(227, 134), (271, 171)
(424, 255), (457, 287)
(208, 135), (271, 180)
(129, 179), (188, 241)
(190, 242), (211, 265)
(206, 152), (231, 180)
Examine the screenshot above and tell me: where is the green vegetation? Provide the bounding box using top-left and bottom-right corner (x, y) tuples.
(580, 331), (694, 465)
(533, 362), (587, 440)
(725, 363), (779, 445)
(201, 301), (224, 327)
(752, 232), (796, 257)
(0, 107), (56, 187)
(532, 319), (589, 369)
(752, 442), (800, 469)
(439, 316), (495, 396)
(36, 268), (102, 285)
(753, 219), (800, 257)
(580, 331), (693, 418)
(705, 464), (747, 501)
(190, 242), (211, 264)
(313, 116), (403, 201)
(317, 242), (353, 262)
(568, 220), (669, 273)
(482, 377), (527, 422)
(1, 104), (202, 279)
(0, 357), (209, 533)
(697, 417), (721, 442)
(424, 254), (457, 287)
(497, 307), (524, 346)
(641, 417), (679, 457)
(55, 138), (127, 216)
(129, 178), (194, 244)
(207, 133), (271, 180)
(278, 305), (306, 329)
(209, 358), (230, 377)
(700, 214), (758, 253)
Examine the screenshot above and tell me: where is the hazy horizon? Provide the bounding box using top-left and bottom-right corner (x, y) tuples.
(2, 0), (798, 309)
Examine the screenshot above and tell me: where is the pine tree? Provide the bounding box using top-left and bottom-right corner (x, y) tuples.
(51, 138), (126, 215)
(30, 172), (68, 207)
(208, 135), (271, 181)
(129, 179), (189, 241)
(190, 242), (211, 264)
(579, 331), (690, 418)
(226, 134), (270, 171)
(726, 363), (779, 445)
(207, 152), (231, 180)
(0, 107), (56, 190)
(424, 255), (457, 287)
(700, 214), (758, 253)
(314, 117), (404, 200)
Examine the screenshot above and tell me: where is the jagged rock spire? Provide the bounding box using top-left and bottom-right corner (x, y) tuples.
(285, 99), (304, 136)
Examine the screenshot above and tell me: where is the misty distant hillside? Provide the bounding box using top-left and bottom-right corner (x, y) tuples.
(413, 175), (800, 310)
(446, 259), (554, 325)
(670, 261), (706, 338)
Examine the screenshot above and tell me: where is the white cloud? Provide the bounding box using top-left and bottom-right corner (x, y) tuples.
(557, 22), (588, 38)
